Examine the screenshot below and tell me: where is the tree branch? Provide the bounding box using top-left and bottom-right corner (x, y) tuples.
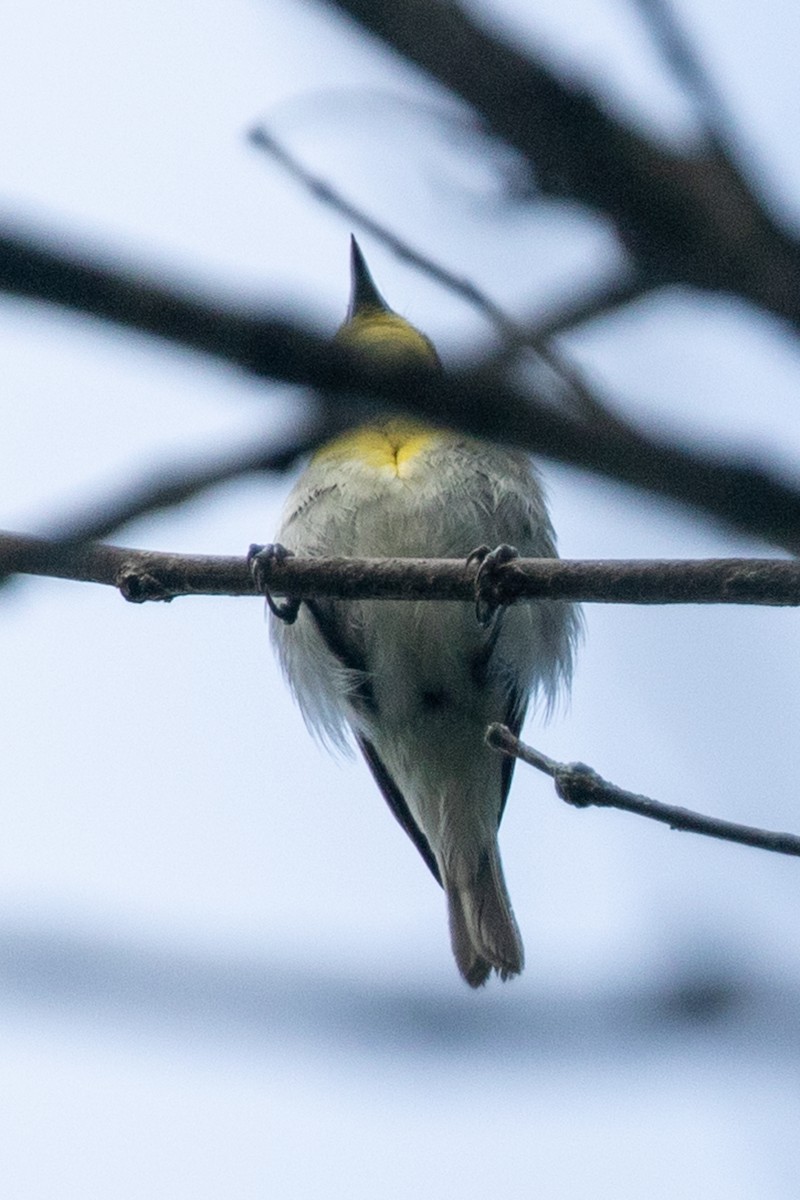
(2, 533), (799, 606)
(0, 533), (254, 601)
(487, 724), (800, 857)
(327, 0), (800, 329)
(522, 273), (652, 341)
(249, 126), (621, 429)
(631, 0), (744, 160)
(40, 429), (332, 546)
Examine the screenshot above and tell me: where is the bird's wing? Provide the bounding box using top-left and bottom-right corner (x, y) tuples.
(304, 595), (440, 883)
(471, 618), (527, 823)
(499, 687), (527, 823)
(304, 594), (520, 881)
(304, 597), (377, 717)
(356, 681), (525, 885)
(356, 734), (442, 886)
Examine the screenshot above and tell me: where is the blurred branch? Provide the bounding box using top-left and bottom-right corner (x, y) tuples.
(327, 0), (800, 329)
(523, 273), (651, 340)
(488, 724), (800, 857)
(3, 227), (800, 552)
(249, 126), (619, 428)
(3, 534), (800, 606)
(249, 128), (530, 341)
(0, 923), (762, 1051)
(0, 226), (323, 375)
(631, 0), (742, 159)
(40, 429), (334, 546)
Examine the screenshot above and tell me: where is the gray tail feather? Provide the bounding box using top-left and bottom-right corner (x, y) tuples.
(445, 845), (524, 988)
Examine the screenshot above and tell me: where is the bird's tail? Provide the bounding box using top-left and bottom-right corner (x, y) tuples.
(444, 843), (524, 988)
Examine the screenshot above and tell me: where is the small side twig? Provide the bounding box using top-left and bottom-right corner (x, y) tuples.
(487, 724), (800, 857)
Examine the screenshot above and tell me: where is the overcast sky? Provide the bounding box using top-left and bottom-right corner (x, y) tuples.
(2, 1), (800, 1197)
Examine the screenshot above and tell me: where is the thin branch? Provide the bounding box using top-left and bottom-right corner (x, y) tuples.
(523, 273), (651, 341)
(487, 724), (800, 857)
(4, 226), (800, 553)
(3, 535), (800, 606)
(249, 126), (620, 429)
(0, 533), (254, 602)
(631, 0), (743, 159)
(43, 431), (330, 546)
(249, 128), (528, 341)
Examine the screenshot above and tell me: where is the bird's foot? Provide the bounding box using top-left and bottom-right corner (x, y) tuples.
(248, 543), (301, 624)
(468, 543), (520, 627)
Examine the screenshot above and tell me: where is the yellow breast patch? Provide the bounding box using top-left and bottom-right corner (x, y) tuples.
(315, 421), (437, 478)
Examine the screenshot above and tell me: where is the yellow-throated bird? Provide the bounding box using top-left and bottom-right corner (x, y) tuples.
(263, 238), (578, 986)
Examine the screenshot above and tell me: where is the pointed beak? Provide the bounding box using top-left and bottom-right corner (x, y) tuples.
(348, 235), (390, 319)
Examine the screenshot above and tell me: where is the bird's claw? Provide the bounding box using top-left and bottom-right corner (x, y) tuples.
(248, 543), (301, 624)
(470, 543), (520, 627)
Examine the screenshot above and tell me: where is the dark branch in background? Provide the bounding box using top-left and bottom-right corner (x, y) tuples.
(249, 126), (621, 430)
(326, 0), (800, 330)
(3, 229), (800, 555)
(631, 0), (744, 161)
(42, 427), (335, 546)
(3, 533), (799, 606)
(0, 227), (323, 376)
(0, 420), (336, 592)
(487, 724), (800, 858)
(521, 272), (651, 341)
(0, 922), (768, 1050)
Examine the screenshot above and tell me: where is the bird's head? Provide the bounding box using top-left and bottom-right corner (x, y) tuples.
(334, 237), (441, 370)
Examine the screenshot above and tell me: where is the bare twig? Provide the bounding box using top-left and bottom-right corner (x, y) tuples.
(249, 126), (622, 429)
(523, 273), (651, 341)
(3, 535), (800, 606)
(249, 128), (527, 341)
(0, 533), (255, 602)
(487, 724), (800, 857)
(46, 431), (330, 546)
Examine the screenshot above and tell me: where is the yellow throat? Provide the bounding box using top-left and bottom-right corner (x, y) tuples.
(316, 238), (442, 477)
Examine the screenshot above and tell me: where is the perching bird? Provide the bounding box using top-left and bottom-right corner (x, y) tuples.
(259, 239), (578, 986)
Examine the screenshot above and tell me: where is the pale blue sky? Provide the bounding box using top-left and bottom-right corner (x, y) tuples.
(2, 1), (800, 1196)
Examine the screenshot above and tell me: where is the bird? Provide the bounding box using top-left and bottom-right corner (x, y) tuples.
(257, 238), (578, 986)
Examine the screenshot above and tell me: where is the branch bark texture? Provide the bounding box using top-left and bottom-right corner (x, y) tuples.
(2, 533), (799, 606)
(487, 724), (800, 858)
